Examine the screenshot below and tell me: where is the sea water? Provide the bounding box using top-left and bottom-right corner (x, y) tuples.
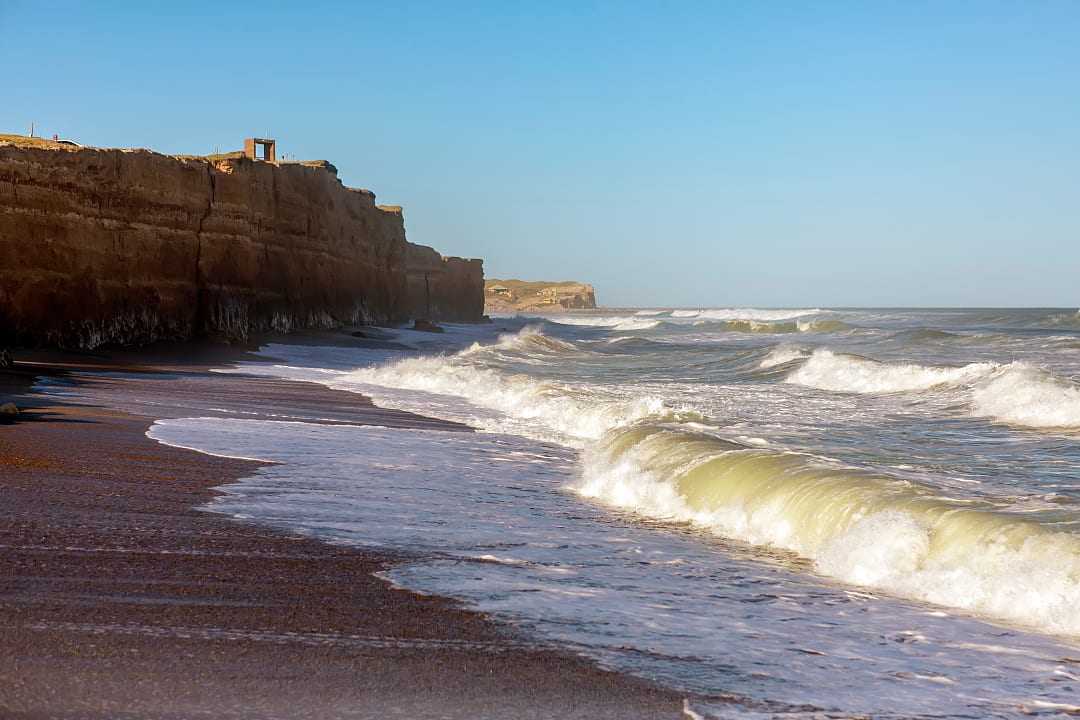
(146, 308), (1080, 717)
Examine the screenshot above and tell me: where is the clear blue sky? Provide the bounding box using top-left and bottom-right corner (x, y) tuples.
(2, 1), (1077, 307)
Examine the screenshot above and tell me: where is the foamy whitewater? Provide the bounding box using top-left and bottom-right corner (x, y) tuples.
(146, 308), (1080, 718)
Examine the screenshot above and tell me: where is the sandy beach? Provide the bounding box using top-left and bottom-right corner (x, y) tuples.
(0, 343), (686, 719)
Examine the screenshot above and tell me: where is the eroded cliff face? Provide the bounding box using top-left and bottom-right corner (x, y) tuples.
(0, 139), (483, 348)
(404, 241), (485, 322)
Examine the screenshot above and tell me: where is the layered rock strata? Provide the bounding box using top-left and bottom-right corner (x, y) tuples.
(0, 137), (483, 349)
(404, 241), (485, 322)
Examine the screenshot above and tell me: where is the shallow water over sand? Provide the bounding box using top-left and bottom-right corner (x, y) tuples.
(150, 308), (1080, 717)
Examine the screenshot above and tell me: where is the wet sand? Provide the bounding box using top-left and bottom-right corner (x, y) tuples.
(0, 344), (687, 719)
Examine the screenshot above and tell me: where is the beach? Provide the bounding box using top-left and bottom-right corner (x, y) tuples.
(0, 343), (686, 719)
(149, 310), (1080, 718)
(5, 1), (1077, 715)
(5, 307), (1080, 719)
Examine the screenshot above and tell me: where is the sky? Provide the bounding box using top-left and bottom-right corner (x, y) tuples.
(2, 1), (1077, 308)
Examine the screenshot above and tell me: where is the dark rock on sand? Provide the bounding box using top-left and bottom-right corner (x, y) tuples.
(0, 402), (18, 419)
(412, 319), (445, 333)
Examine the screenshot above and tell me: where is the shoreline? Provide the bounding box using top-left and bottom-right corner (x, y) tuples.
(0, 341), (688, 719)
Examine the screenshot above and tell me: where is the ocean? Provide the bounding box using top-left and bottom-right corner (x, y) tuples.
(147, 307), (1080, 717)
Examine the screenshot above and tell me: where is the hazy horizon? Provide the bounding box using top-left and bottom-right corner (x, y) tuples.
(4, 1), (1077, 307)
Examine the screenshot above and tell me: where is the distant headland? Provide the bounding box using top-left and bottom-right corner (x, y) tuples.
(0, 133), (484, 349)
(485, 279), (597, 314)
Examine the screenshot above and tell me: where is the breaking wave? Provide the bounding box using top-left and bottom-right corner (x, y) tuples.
(574, 425), (1080, 636)
(463, 325), (584, 357)
(671, 308), (824, 321)
(547, 316), (663, 332)
(785, 349), (1080, 428)
(714, 318), (849, 334)
(332, 328), (667, 445)
(972, 365), (1080, 428)
(786, 349), (997, 394)
(759, 345), (812, 369)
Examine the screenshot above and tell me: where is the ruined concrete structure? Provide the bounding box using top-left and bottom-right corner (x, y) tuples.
(242, 137), (276, 162)
(0, 136), (484, 349)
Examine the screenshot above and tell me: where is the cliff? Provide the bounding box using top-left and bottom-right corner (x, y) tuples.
(485, 279), (597, 314)
(0, 135), (484, 349)
(404, 241), (485, 322)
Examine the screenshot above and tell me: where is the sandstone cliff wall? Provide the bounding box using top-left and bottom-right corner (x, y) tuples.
(404, 241), (485, 322)
(0, 139), (483, 348)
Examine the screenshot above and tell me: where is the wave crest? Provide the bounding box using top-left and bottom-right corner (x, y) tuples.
(672, 308), (824, 321)
(548, 316), (663, 332)
(337, 328), (667, 444)
(759, 345), (811, 369)
(785, 349), (1080, 428)
(713, 318), (849, 334)
(574, 425), (1080, 635)
(465, 325), (583, 356)
(785, 349), (996, 394)
(972, 364), (1080, 428)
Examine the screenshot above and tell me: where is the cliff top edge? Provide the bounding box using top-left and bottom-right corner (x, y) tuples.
(0, 133), (376, 198)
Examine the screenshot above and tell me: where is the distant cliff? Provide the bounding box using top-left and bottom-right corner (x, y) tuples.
(485, 279), (597, 313)
(0, 135), (484, 349)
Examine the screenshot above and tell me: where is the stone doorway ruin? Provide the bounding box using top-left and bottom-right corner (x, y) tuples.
(243, 137), (276, 162)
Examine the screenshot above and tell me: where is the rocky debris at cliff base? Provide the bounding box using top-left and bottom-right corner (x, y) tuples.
(412, 319), (445, 333)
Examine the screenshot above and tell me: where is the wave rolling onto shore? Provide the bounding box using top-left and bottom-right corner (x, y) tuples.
(148, 306), (1080, 718)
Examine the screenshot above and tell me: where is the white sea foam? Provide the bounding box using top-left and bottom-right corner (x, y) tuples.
(786, 349), (997, 394)
(547, 316), (663, 332)
(971, 364), (1080, 428)
(672, 308), (823, 322)
(331, 328), (666, 445)
(463, 324), (583, 356)
(785, 350), (1080, 428)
